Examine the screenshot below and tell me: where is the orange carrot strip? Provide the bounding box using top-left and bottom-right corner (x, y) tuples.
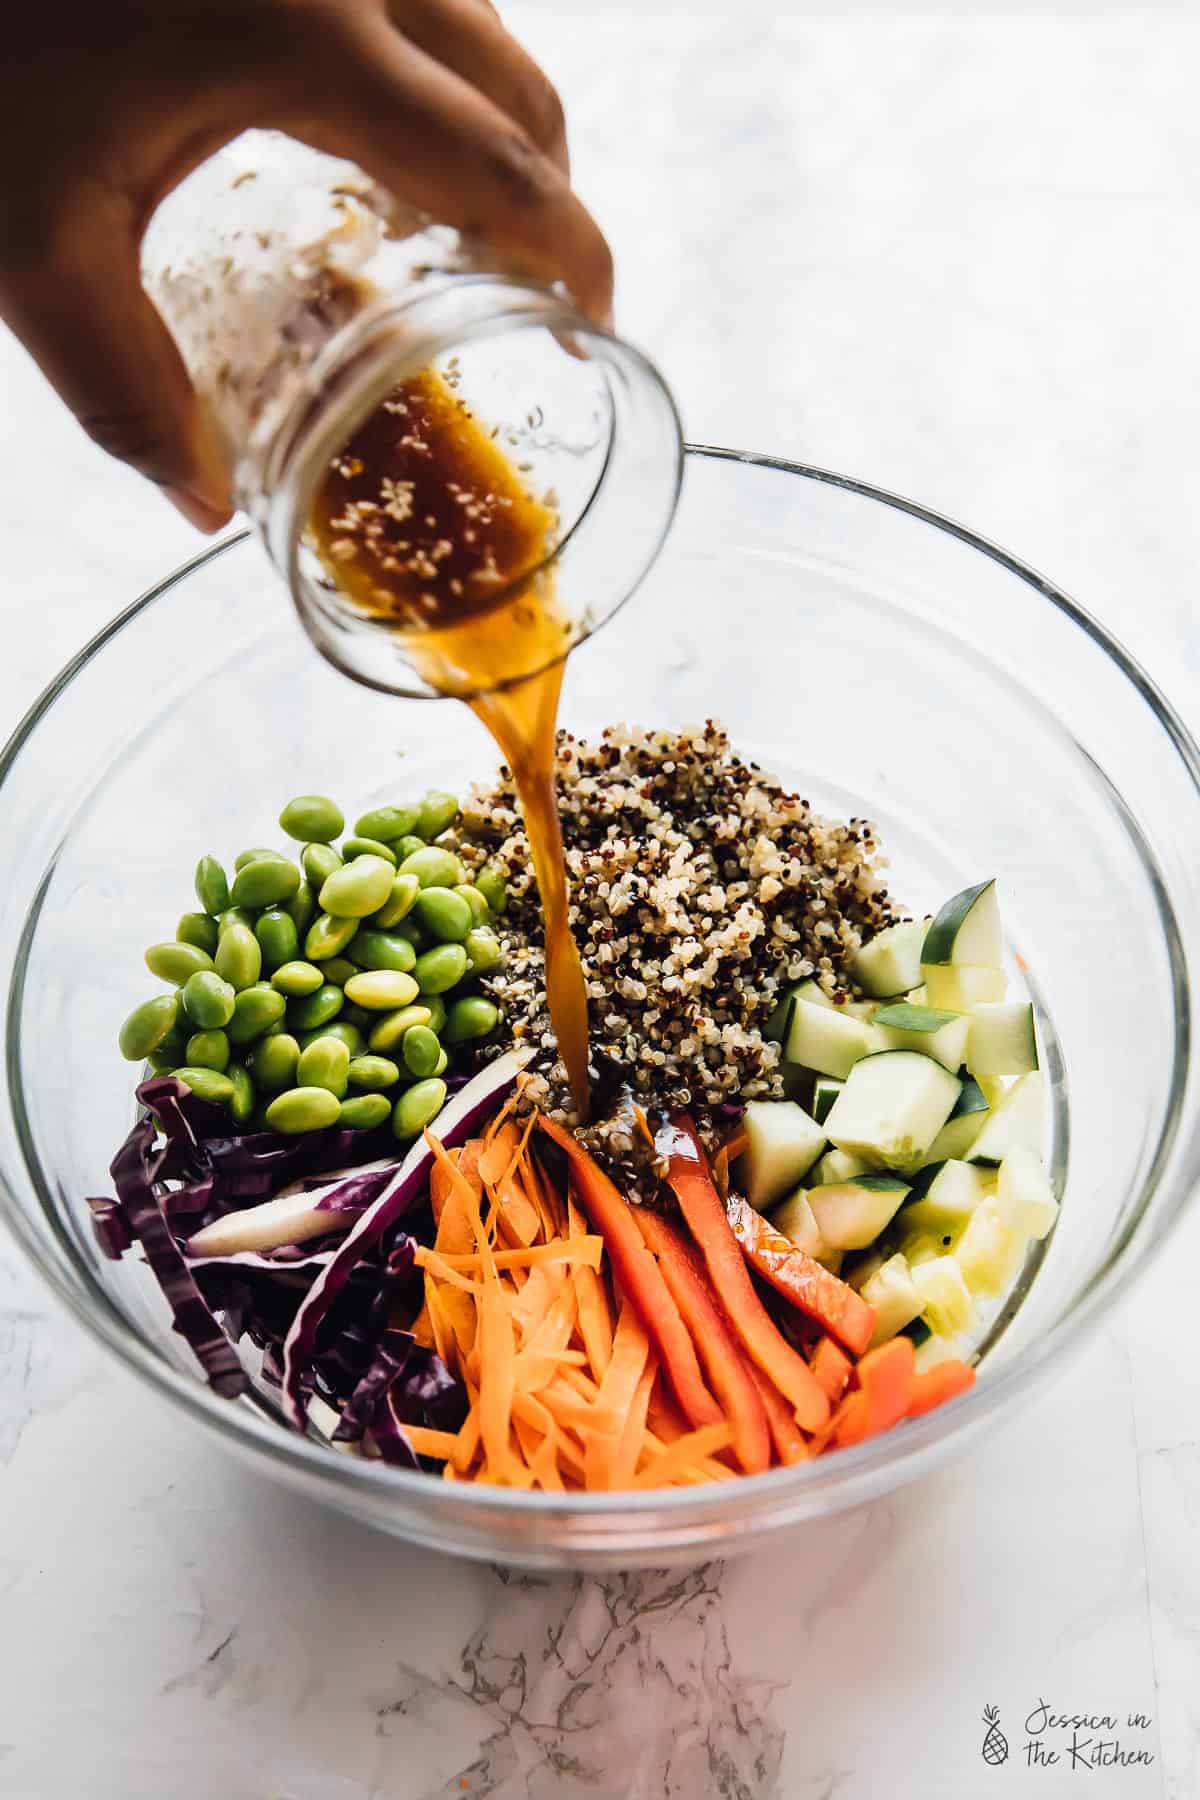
(634, 1209), (771, 1476)
(477, 1283), (519, 1482)
(809, 1336), (854, 1407)
(610, 1356), (658, 1490)
(630, 1424), (734, 1488)
(417, 1239), (603, 1274)
(725, 1192), (876, 1357)
(659, 1118), (830, 1433)
(401, 1425), (462, 1461)
(568, 1188), (615, 1380)
(514, 1278), (578, 1376)
(836, 1338), (916, 1448)
(584, 1302), (652, 1491)
(429, 1145), (461, 1228)
(906, 1358), (976, 1418)
(745, 1362), (810, 1465)
(537, 1117), (723, 1431)
(425, 1131), (494, 1274)
(409, 1301), (435, 1348)
(451, 1387), (482, 1474)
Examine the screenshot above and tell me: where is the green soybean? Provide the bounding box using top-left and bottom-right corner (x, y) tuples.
(413, 886), (472, 943)
(413, 942), (469, 995)
(279, 795), (344, 844)
(445, 995), (501, 1044)
(349, 929), (417, 974)
(319, 854), (395, 919)
(177, 911), (219, 955)
(464, 926), (503, 974)
(475, 868), (508, 914)
(147, 1026), (187, 1073)
(181, 971), (236, 1029)
(338, 1094), (392, 1131)
(255, 908), (299, 972)
(454, 884), (491, 925)
(305, 912), (359, 961)
(271, 960), (325, 997)
(289, 983), (344, 1031)
(145, 941), (215, 985)
(320, 956), (358, 987)
(296, 1034), (351, 1098)
(396, 834), (427, 859)
(194, 855), (230, 916)
(355, 804), (418, 843)
(371, 872), (421, 928)
(218, 906), (254, 937)
(227, 1063), (256, 1124)
(174, 1066), (236, 1106)
(347, 1054), (401, 1091)
(425, 994), (447, 1034)
(392, 916), (429, 951)
(399, 845), (464, 890)
(341, 1003), (374, 1032)
(416, 790), (459, 840)
(300, 1020), (365, 1056)
(401, 1024), (443, 1079)
(227, 983), (287, 1045)
(343, 969), (420, 1011)
(234, 846), (285, 871)
(393, 1078), (448, 1140)
(249, 1032), (299, 1092)
(368, 1003), (434, 1053)
(342, 835), (397, 866)
(185, 1028), (230, 1071)
(433, 1048), (449, 1076)
(302, 842), (343, 888)
(286, 880), (316, 937)
(119, 993), (179, 1061)
(214, 922), (262, 992)
(231, 855), (302, 909)
(265, 1086), (342, 1134)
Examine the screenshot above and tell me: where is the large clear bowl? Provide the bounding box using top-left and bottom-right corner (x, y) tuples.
(2, 448), (1198, 1570)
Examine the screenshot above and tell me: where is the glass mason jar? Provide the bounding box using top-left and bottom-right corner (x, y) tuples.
(142, 131), (683, 697)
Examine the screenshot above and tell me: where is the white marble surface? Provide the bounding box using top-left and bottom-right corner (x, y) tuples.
(2, 3), (1199, 1794)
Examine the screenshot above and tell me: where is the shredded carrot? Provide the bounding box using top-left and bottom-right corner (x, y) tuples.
(630, 1424), (734, 1487)
(415, 1238), (603, 1275)
(401, 1425), (462, 1460)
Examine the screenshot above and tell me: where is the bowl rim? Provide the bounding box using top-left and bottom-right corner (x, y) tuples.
(3, 442), (1199, 1526)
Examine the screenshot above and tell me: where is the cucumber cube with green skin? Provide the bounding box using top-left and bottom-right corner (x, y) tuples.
(785, 998), (878, 1080)
(871, 1002), (970, 1073)
(807, 1173), (910, 1249)
(912, 1254), (976, 1336)
(810, 1147), (869, 1185)
(967, 1070), (1044, 1165)
(997, 1146), (1059, 1238)
(904, 985), (928, 1007)
(764, 988), (799, 1045)
(770, 1190), (830, 1261)
(738, 1100), (827, 1210)
(862, 1253), (925, 1348)
(923, 963), (1007, 1010)
(844, 1247), (888, 1293)
(921, 879), (1003, 969)
(925, 1074), (990, 1162)
(955, 1197), (1028, 1295)
(852, 919), (927, 998)
(812, 1077), (843, 1125)
(824, 1050), (962, 1170)
(900, 1160), (993, 1240)
(967, 1002), (1039, 1077)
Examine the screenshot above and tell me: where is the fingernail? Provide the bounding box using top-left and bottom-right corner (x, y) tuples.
(165, 486), (232, 534)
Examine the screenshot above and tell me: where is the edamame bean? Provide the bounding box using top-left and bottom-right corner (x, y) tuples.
(348, 930), (417, 974)
(302, 842), (343, 888)
(147, 1026), (187, 1073)
(347, 1054), (401, 1091)
(454, 884), (490, 925)
(320, 956), (358, 987)
(177, 912), (219, 955)
(370, 871), (421, 928)
(425, 994), (447, 1034)
(214, 922), (262, 992)
(341, 1004), (373, 1032)
(265, 1087), (342, 1134)
(433, 1048), (449, 1076)
(286, 879), (317, 937)
(305, 912), (358, 961)
(401, 1024), (443, 1079)
(194, 854), (230, 916)
(355, 804), (418, 843)
(289, 983), (344, 1030)
(279, 795), (344, 843)
(338, 1094), (392, 1131)
(343, 970), (420, 1011)
(367, 1003), (433, 1053)
(444, 995), (501, 1044)
(398, 846), (464, 890)
(416, 790), (459, 840)
(300, 1020), (365, 1056)
(393, 1077), (447, 1140)
(145, 941), (215, 985)
(227, 1063), (256, 1124)
(475, 868), (508, 914)
(319, 854), (395, 919)
(249, 1032), (299, 1091)
(464, 926), (504, 974)
(341, 835), (397, 866)
(181, 971), (236, 1029)
(184, 1028), (230, 1071)
(297, 1034), (351, 1097)
(174, 1066), (236, 1106)
(234, 846), (285, 870)
(413, 943), (469, 995)
(255, 908), (299, 972)
(396, 834), (427, 859)
(218, 906), (254, 936)
(231, 855), (302, 909)
(118, 993), (178, 1061)
(413, 886), (472, 943)
(271, 960), (324, 997)
(227, 982), (287, 1045)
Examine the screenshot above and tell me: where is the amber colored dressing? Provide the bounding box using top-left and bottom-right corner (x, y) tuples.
(308, 368), (591, 1115)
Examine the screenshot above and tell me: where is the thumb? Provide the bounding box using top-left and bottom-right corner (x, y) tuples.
(0, 226), (233, 530)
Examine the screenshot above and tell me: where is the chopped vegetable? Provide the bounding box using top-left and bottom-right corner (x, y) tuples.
(725, 1193), (875, 1356)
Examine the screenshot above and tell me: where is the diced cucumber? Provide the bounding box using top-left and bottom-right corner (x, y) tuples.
(840, 999), (880, 1022)
(824, 1051), (962, 1170)
(770, 1190), (829, 1260)
(812, 1076), (843, 1125)
(871, 1002), (970, 1073)
(925, 1074), (990, 1163)
(912, 1254), (976, 1336)
(811, 1147), (869, 1185)
(997, 1146), (1059, 1238)
(821, 1247), (844, 1275)
(862, 1253), (924, 1348)
(764, 988), (798, 1045)
(923, 963), (1007, 1009)
(902, 1317), (932, 1347)
(738, 1099), (826, 1210)
(905, 984), (928, 1007)
(785, 998), (878, 1080)
(793, 979), (832, 1009)
(967, 1002), (1038, 1077)
(968, 1070), (1044, 1165)
(900, 1162), (993, 1249)
(955, 1197), (1026, 1295)
(852, 920), (927, 998)
(921, 879), (1002, 969)
(913, 1331), (966, 1373)
(844, 1248), (888, 1293)
(807, 1173), (910, 1250)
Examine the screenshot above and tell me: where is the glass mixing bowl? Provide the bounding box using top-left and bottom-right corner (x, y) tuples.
(3, 447), (1199, 1570)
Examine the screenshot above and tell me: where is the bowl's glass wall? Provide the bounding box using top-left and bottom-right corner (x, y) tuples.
(3, 450), (1199, 1567)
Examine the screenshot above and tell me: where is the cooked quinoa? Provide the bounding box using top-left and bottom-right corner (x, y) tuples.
(459, 722), (899, 1160)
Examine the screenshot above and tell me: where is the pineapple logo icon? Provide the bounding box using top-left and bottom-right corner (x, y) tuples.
(981, 1705), (1009, 1766)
